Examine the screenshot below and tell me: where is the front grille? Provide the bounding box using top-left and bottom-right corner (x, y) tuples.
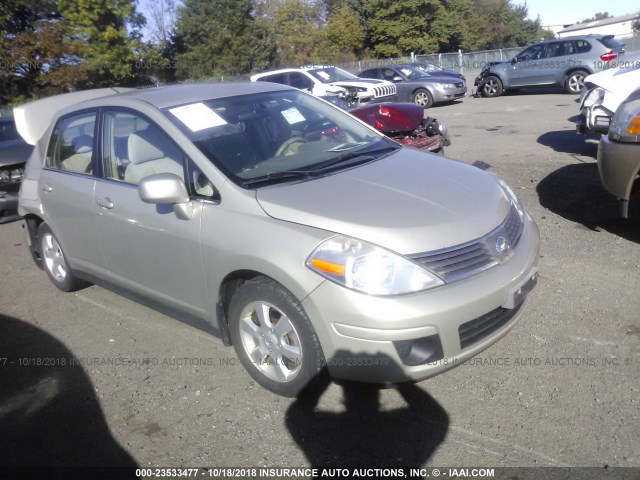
(411, 203), (524, 283)
(0, 165), (24, 186)
(458, 302), (524, 350)
(373, 84), (397, 98)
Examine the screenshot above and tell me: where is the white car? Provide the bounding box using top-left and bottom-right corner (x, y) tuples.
(577, 54), (640, 141)
(251, 66), (397, 105)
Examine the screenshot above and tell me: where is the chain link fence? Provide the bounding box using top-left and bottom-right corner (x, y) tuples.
(352, 34), (640, 78)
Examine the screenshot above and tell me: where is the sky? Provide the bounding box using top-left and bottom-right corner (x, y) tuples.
(523, 0), (639, 26)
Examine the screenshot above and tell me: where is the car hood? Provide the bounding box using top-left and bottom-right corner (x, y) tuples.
(412, 75), (463, 84)
(330, 79), (391, 90)
(584, 67), (640, 113)
(255, 149), (510, 254)
(0, 140), (33, 167)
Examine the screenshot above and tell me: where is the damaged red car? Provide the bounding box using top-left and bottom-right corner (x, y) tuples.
(322, 96), (450, 155)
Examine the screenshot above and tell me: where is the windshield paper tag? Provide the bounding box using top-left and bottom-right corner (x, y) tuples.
(281, 107), (306, 124)
(317, 71), (331, 80)
(169, 103), (227, 132)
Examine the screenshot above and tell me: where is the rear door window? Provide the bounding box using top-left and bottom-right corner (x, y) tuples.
(46, 111), (97, 175)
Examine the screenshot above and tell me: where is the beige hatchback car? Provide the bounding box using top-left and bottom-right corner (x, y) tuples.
(17, 83), (539, 396)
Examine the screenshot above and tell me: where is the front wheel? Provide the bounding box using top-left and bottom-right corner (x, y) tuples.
(565, 70), (588, 94)
(412, 89), (433, 108)
(481, 76), (503, 97)
(37, 223), (89, 292)
(228, 277), (325, 397)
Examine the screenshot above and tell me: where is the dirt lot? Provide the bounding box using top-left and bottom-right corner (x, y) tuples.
(1, 86), (639, 474)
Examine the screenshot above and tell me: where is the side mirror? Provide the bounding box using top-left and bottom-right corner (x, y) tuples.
(511, 57), (518, 64)
(138, 173), (193, 220)
(392, 76), (404, 83)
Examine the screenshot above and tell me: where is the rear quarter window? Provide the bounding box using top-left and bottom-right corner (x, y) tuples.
(598, 37), (624, 50)
(575, 40), (591, 53)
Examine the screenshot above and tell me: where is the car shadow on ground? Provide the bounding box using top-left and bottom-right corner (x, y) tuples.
(285, 353), (449, 469)
(537, 129), (597, 157)
(0, 314), (138, 477)
(536, 162), (640, 242)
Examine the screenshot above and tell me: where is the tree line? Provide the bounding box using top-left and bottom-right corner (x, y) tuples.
(1, 0), (554, 104)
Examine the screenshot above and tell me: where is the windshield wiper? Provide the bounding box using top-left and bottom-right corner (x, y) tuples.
(240, 170), (312, 187)
(240, 144), (399, 188)
(309, 144), (399, 173)
(327, 141), (370, 152)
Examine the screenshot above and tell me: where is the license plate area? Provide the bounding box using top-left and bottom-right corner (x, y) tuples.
(502, 268), (538, 310)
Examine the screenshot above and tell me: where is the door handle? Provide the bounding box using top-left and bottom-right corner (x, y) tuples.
(41, 184), (52, 193)
(96, 197), (114, 209)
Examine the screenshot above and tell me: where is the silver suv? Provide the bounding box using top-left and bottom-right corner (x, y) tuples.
(475, 35), (625, 97)
(17, 83), (539, 397)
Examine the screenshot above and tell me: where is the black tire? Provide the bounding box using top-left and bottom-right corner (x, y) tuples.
(37, 223), (89, 292)
(565, 70), (588, 94)
(411, 88), (433, 108)
(481, 76), (503, 97)
(228, 276), (325, 397)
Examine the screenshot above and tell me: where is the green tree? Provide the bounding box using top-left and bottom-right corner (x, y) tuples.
(175, 0), (276, 79)
(57, 0), (145, 87)
(363, 0), (445, 57)
(1, 0), (89, 103)
(326, 4), (364, 57)
(271, 0), (329, 66)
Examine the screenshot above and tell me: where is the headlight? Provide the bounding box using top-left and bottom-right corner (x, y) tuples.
(433, 82), (455, 89)
(608, 93), (640, 143)
(306, 235), (444, 295)
(495, 176), (525, 221)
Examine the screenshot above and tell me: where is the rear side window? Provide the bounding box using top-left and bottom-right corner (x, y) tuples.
(575, 40), (591, 53)
(287, 72), (313, 90)
(360, 69), (380, 79)
(46, 111), (96, 175)
(598, 37), (624, 50)
(256, 73), (287, 85)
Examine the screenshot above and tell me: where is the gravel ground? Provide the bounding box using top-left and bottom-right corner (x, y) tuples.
(1, 86), (639, 476)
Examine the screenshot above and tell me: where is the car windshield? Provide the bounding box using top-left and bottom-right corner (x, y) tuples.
(307, 67), (358, 83)
(163, 90), (396, 187)
(0, 119), (21, 143)
(398, 66), (427, 79)
(417, 63), (443, 72)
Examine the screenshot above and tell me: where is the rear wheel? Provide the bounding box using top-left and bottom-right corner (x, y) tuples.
(565, 70), (588, 94)
(37, 223), (89, 292)
(412, 89), (433, 108)
(228, 276), (325, 397)
(481, 76), (503, 97)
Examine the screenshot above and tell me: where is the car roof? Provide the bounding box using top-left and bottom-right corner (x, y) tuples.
(533, 34), (614, 45)
(252, 65), (341, 77)
(121, 82), (293, 108)
(14, 82), (293, 145)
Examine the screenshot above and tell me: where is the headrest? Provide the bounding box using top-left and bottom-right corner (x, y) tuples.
(128, 128), (166, 165)
(73, 135), (93, 154)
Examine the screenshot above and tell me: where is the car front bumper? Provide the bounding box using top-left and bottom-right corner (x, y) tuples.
(432, 85), (467, 103)
(302, 214), (540, 384)
(0, 188), (21, 223)
(597, 135), (640, 205)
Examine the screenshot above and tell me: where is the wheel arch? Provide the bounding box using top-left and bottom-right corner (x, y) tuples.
(216, 269), (318, 347)
(24, 214), (45, 269)
(563, 67), (592, 83)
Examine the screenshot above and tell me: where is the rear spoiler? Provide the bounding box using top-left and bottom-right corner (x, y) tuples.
(13, 87), (134, 145)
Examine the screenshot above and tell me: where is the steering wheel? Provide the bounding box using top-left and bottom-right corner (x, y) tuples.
(275, 136), (307, 156)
